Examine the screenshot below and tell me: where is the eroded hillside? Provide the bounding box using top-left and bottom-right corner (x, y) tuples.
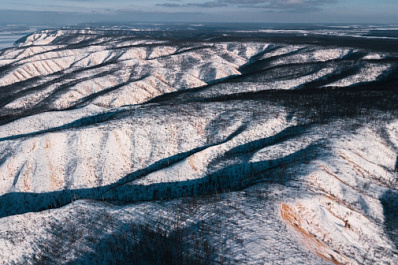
(0, 27), (398, 264)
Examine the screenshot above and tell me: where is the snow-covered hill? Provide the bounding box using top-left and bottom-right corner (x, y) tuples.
(0, 28), (397, 264)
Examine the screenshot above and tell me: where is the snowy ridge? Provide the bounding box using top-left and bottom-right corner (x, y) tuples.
(0, 28), (397, 264)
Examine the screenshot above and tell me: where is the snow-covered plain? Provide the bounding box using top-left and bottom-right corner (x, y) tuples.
(0, 28), (398, 264)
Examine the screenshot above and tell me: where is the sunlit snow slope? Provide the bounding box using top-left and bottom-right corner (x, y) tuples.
(0, 28), (398, 264)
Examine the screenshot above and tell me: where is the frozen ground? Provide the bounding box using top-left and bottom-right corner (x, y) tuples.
(0, 26), (397, 264)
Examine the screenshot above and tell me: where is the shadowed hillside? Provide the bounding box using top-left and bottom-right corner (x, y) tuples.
(0, 26), (397, 264)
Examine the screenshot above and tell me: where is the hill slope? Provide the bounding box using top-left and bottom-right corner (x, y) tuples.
(0, 27), (398, 264)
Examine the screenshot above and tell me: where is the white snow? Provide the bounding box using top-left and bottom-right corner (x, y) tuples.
(0, 29), (397, 264)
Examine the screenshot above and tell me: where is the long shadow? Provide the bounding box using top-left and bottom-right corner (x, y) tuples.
(0, 108), (128, 142)
(146, 44), (214, 61)
(0, 123), (249, 218)
(237, 44), (280, 74)
(396, 157), (398, 172)
(64, 73), (151, 110)
(144, 46), (314, 106)
(0, 64), (126, 126)
(103, 142), (321, 204)
(208, 123), (313, 168)
(177, 77), (398, 124)
(0, 122), (318, 219)
(237, 62), (325, 83)
(33, 216), (214, 265)
(145, 61), (321, 106)
(238, 46), (307, 74)
(146, 54), (393, 107)
(380, 190), (398, 249)
(0, 55), (121, 98)
(294, 61), (364, 90)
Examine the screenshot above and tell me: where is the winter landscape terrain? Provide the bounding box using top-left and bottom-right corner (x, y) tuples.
(0, 24), (397, 264)
(0, 25), (40, 50)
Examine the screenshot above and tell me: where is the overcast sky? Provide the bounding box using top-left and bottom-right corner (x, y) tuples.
(0, 0), (397, 26)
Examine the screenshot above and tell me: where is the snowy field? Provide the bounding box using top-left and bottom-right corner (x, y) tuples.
(0, 25), (397, 264)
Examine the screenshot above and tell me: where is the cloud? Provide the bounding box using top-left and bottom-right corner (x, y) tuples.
(236, 0), (330, 13)
(0, 8), (221, 26)
(187, 2), (228, 8)
(157, 1), (227, 8)
(156, 3), (182, 7)
(157, 0), (337, 12)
